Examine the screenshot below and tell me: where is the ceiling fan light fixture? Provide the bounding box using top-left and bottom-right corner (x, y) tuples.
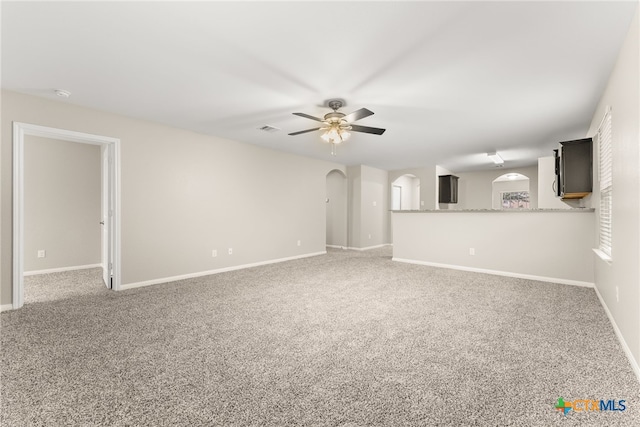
(321, 125), (350, 144)
(289, 99), (384, 155)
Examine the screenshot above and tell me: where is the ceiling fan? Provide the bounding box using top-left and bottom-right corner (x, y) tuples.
(288, 99), (386, 155)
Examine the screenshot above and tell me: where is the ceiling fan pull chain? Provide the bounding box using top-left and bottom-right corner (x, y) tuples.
(331, 143), (337, 156)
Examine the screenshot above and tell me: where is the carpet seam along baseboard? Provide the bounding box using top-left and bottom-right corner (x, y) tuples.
(392, 257), (594, 287)
(120, 251), (326, 290)
(23, 263), (103, 276)
(593, 284), (640, 383)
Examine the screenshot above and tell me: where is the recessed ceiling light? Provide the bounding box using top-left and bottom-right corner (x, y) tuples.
(54, 89), (71, 98)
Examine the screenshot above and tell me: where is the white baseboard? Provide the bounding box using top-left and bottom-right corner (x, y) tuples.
(0, 304), (14, 313)
(121, 251), (327, 291)
(593, 285), (640, 383)
(24, 264), (102, 276)
(348, 243), (392, 251)
(392, 257), (594, 288)
(326, 245), (347, 249)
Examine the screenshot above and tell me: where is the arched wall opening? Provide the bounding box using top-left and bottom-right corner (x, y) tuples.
(492, 173), (530, 209)
(391, 174), (420, 210)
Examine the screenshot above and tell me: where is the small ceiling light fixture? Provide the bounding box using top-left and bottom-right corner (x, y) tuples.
(487, 152), (504, 165)
(319, 100), (352, 156)
(320, 122), (351, 156)
(54, 89), (71, 98)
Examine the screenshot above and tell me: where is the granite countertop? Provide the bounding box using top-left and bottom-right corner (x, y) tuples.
(391, 208), (595, 213)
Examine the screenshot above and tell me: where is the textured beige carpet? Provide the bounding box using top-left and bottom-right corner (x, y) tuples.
(2, 247), (639, 426)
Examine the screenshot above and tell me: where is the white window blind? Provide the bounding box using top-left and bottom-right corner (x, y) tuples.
(598, 107), (612, 258)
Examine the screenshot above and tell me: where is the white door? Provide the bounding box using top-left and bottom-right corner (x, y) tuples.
(101, 144), (112, 288)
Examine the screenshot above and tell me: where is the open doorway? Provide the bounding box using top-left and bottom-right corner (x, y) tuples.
(391, 174), (420, 210)
(22, 136), (104, 304)
(12, 123), (121, 309)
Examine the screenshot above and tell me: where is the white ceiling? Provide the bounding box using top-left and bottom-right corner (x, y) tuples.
(2, 1), (636, 172)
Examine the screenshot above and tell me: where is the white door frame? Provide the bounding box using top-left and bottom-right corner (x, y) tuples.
(101, 144), (113, 289)
(12, 122), (122, 309)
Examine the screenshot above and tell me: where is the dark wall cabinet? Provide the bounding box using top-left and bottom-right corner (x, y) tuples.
(555, 137), (593, 199)
(438, 175), (459, 204)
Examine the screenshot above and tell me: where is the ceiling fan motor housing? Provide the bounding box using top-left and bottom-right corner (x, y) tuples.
(324, 111), (345, 121)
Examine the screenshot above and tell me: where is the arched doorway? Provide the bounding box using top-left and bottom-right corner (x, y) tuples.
(326, 170), (347, 248)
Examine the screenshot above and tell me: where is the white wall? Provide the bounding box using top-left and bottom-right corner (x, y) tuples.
(347, 165), (362, 249)
(455, 166), (538, 210)
(360, 165), (390, 247)
(537, 156), (572, 209)
(326, 170), (347, 247)
(411, 179), (420, 210)
(1, 90), (344, 303)
(588, 8), (639, 375)
(393, 211), (595, 285)
(24, 136), (101, 271)
(348, 165), (390, 249)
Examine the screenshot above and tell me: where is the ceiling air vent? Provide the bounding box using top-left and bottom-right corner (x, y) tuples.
(259, 125), (280, 133)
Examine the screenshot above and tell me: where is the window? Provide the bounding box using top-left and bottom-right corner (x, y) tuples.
(501, 191), (530, 209)
(598, 107), (612, 259)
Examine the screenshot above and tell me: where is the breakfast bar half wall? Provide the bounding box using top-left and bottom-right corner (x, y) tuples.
(392, 209), (595, 286)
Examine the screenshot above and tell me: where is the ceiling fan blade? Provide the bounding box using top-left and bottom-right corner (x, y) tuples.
(349, 124), (386, 135)
(288, 127), (321, 136)
(292, 112), (325, 122)
(343, 108), (374, 123)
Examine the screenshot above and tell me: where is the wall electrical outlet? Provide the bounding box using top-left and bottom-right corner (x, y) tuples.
(373, 201), (377, 207)
(37, 250), (46, 258)
(469, 248), (475, 256)
(228, 248), (233, 255)
(212, 250), (217, 258)
(297, 240), (301, 247)
(368, 234), (372, 239)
